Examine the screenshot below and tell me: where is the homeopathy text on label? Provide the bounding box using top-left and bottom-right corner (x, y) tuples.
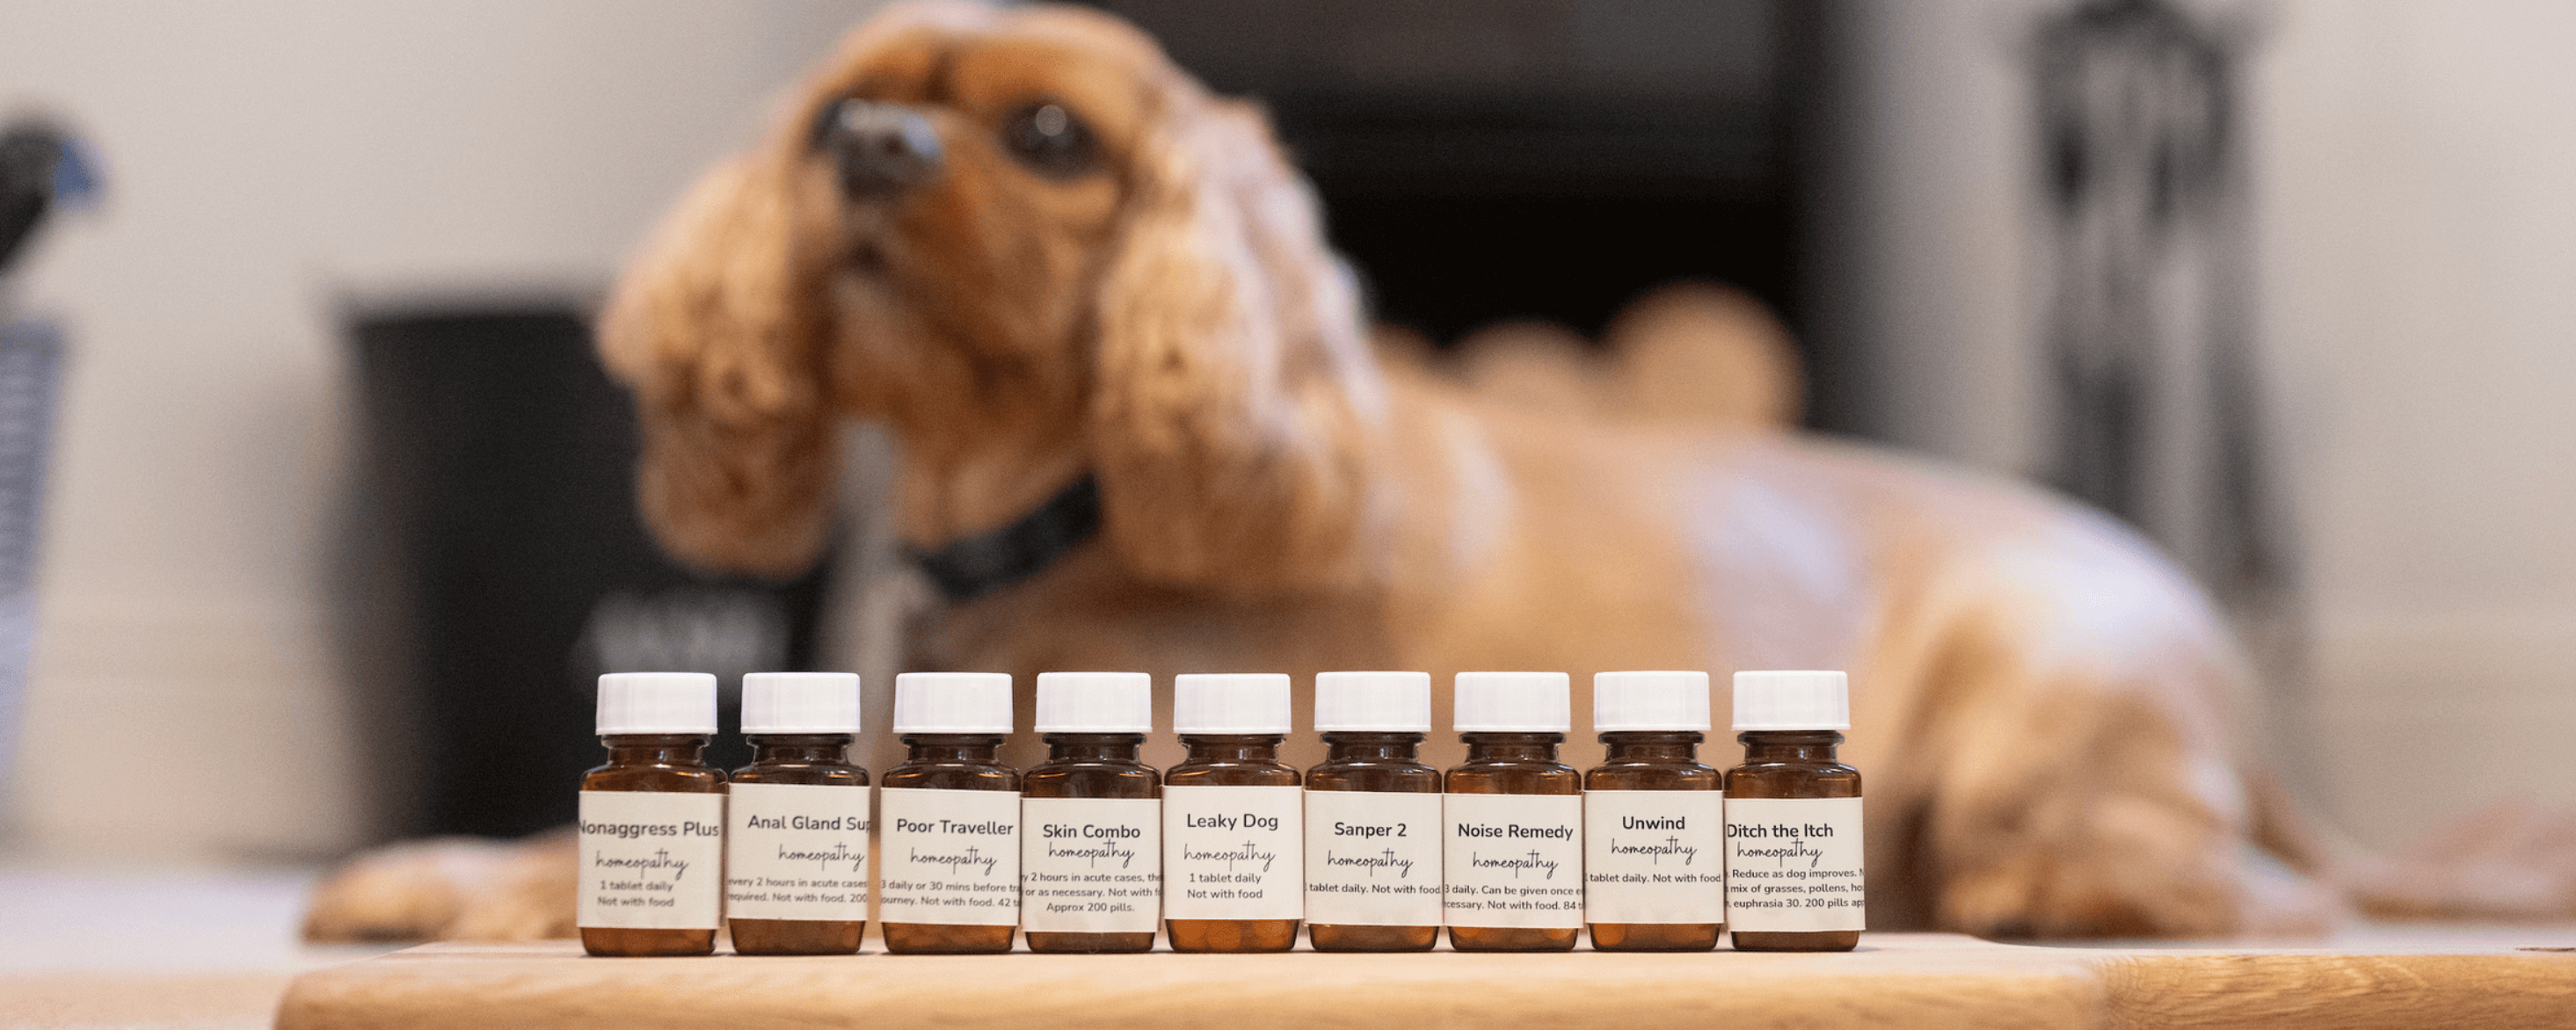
(877, 787), (1022, 926)
(578, 790), (726, 930)
(1443, 792), (1583, 929)
(1584, 789), (1724, 925)
(1021, 796), (1161, 933)
(723, 781), (870, 922)
(1723, 795), (1865, 932)
(1163, 785), (1303, 921)
(1305, 789), (1443, 927)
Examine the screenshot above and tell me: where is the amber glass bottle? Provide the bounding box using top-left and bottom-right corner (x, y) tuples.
(1163, 673), (1302, 953)
(1584, 671), (1723, 952)
(1444, 671), (1583, 953)
(1021, 672), (1161, 954)
(578, 672), (726, 957)
(879, 671), (1022, 954)
(1305, 671), (1441, 953)
(1725, 671), (1864, 953)
(725, 672), (868, 955)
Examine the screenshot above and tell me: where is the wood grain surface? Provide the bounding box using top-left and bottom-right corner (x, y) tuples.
(273, 933), (2576, 1030)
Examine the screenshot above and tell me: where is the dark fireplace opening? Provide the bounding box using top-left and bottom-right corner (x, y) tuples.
(1093, 0), (1816, 374)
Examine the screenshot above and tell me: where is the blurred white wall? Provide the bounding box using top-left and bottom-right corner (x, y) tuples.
(0, 0), (884, 861)
(1823, 0), (2576, 850)
(2258, 1), (2576, 849)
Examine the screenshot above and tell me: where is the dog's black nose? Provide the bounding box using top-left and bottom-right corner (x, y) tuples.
(822, 99), (942, 196)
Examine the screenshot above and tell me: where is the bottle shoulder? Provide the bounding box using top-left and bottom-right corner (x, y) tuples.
(730, 763), (868, 787)
(1445, 760), (1582, 795)
(1025, 758), (1159, 776)
(580, 764), (726, 792)
(882, 762), (1020, 791)
(1164, 760), (1300, 787)
(1449, 757), (1580, 775)
(1022, 759), (1160, 798)
(1725, 758), (1862, 775)
(1585, 761), (1722, 791)
(1723, 760), (1863, 798)
(1306, 758), (1442, 793)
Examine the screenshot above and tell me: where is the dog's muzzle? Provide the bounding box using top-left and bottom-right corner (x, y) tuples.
(823, 99), (942, 196)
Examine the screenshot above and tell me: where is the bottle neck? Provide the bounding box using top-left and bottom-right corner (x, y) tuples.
(1042, 732), (1146, 762)
(1600, 729), (1704, 762)
(1321, 731), (1423, 763)
(901, 733), (1007, 765)
(1179, 734), (1283, 763)
(601, 733), (709, 767)
(1460, 731), (1563, 762)
(746, 733), (853, 765)
(1737, 729), (1844, 763)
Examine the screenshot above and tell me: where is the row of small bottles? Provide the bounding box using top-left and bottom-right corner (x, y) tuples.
(577, 669), (1862, 958)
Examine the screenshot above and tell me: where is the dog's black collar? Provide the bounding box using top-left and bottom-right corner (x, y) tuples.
(908, 475), (1102, 603)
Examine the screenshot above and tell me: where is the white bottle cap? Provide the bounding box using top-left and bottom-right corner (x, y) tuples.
(1593, 671), (1712, 731)
(892, 671), (1014, 734)
(1035, 671), (1153, 733)
(1732, 670), (1851, 730)
(596, 671), (717, 735)
(740, 671), (862, 734)
(1453, 671), (1571, 732)
(1173, 673), (1292, 734)
(1313, 671), (1432, 732)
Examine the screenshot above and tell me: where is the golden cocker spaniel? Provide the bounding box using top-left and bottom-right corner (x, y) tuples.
(309, 1), (2343, 941)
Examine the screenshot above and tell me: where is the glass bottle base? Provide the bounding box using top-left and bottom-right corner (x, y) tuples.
(579, 926), (715, 957)
(1025, 931), (1156, 954)
(728, 918), (862, 955)
(1589, 922), (1720, 952)
(1731, 929), (1860, 952)
(1307, 923), (1438, 952)
(881, 921), (1016, 954)
(1447, 925), (1578, 952)
(1166, 918), (1298, 953)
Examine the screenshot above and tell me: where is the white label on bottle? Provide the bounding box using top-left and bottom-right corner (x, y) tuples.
(1305, 790), (1443, 927)
(1583, 789), (1725, 925)
(1161, 785), (1302, 921)
(877, 787), (1021, 925)
(1020, 796), (1161, 933)
(722, 781), (870, 922)
(576, 790), (726, 930)
(1443, 793), (1583, 929)
(1724, 795), (1866, 932)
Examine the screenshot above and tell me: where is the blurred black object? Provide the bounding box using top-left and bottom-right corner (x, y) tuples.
(0, 119), (98, 276)
(2029, 1), (2304, 753)
(0, 322), (59, 794)
(0, 126), (61, 275)
(347, 304), (829, 839)
(1094, 0), (1812, 352)
(0, 116), (81, 801)
(2035, 0), (2230, 526)
(2032, 0), (2291, 608)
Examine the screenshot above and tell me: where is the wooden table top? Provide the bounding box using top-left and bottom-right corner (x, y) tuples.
(275, 932), (2576, 1030)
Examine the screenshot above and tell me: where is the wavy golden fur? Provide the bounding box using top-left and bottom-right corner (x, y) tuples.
(309, 2), (2355, 942)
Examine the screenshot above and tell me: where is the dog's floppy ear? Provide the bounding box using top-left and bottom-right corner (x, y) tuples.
(1089, 91), (1385, 594)
(598, 154), (835, 578)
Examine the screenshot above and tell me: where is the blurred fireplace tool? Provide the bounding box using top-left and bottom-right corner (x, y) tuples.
(2033, 2), (2310, 779)
(0, 115), (96, 795)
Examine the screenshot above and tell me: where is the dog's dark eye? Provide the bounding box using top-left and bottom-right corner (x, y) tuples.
(1002, 103), (1099, 178)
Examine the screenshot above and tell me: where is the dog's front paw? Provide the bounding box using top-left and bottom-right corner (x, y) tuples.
(447, 830), (579, 940)
(1934, 791), (2252, 939)
(302, 829), (577, 943)
(2351, 800), (2576, 920)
